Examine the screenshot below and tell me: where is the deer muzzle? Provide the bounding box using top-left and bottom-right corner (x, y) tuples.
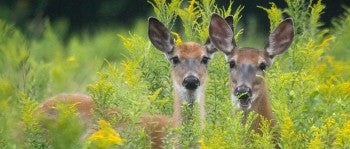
(234, 85), (252, 108)
(182, 75), (200, 90)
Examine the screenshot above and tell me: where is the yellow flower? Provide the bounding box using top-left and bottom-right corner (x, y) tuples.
(341, 113), (350, 119)
(318, 36), (335, 50)
(121, 59), (140, 86)
(171, 32), (182, 45)
(308, 134), (322, 149)
(338, 82), (350, 95)
(325, 117), (335, 129)
(187, 0), (196, 13)
(333, 120), (350, 147)
(313, 64), (326, 74)
(258, 3), (283, 31)
(198, 139), (209, 149)
(318, 80), (350, 96)
(308, 125), (322, 149)
(118, 35), (135, 50)
(148, 88), (162, 102)
(281, 116), (295, 140)
(326, 56), (334, 64)
(340, 121), (350, 138)
(88, 120), (125, 145)
(67, 56), (76, 62)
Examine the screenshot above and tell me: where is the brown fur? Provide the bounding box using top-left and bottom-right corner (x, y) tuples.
(231, 49), (269, 63)
(38, 93), (95, 122)
(244, 81), (275, 134)
(37, 94), (171, 148)
(148, 17), (218, 147)
(175, 42), (208, 59)
(140, 114), (171, 148)
(171, 42), (210, 101)
(172, 91), (182, 128)
(229, 49), (275, 133)
(148, 17), (216, 130)
(209, 13), (294, 136)
(171, 42), (209, 128)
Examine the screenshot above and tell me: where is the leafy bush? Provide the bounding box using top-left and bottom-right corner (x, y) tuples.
(0, 0), (349, 148)
(262, 0), (350, 148)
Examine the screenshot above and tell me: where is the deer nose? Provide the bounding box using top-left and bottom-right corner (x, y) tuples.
(234, 85), (252, 100)
(182, 75), (200, 90)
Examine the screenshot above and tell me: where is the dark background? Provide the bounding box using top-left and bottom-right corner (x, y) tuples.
(1, 0), (349, 39)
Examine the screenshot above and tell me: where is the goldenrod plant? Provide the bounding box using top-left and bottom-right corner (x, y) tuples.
(0, 0), (349, 148)
(261, 0), (350, 148)
(88, 119), (125, 148)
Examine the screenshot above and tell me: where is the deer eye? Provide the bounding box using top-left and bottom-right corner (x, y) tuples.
(229, 61), (236, 69)
(201, 57), (210, 65)
(171, 57), (180, 65)
(259, 62), (267, 70)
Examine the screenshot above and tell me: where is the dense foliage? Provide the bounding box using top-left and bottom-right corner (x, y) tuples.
(0, 0), (349, 148)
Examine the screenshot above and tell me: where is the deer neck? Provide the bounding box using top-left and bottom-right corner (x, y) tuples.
(252, 85), (273, 121)
(175, 83), (203, 105)
(172, 82), (205, 128)
(243, 84), (275, 132)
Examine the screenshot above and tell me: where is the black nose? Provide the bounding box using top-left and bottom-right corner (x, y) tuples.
(234, 85), (252, 100)
(182, 75), (200, 90)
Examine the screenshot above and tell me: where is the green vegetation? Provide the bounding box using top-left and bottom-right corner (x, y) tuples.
(0, 0), (349, 148)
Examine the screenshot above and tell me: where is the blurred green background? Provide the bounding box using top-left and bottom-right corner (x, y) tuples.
(1, 0), (350, 39)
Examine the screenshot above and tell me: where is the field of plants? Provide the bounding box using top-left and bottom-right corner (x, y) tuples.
(1, 0), (350, 148)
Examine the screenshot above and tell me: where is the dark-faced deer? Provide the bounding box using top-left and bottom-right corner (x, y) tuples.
(208, 13), (294, 133)
(148, 17), (216, 128)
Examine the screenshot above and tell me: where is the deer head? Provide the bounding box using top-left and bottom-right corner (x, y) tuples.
(209, 13), (294, 110)
(148, 17), (216, 104)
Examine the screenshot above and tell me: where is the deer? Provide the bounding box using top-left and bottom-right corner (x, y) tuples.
(38, 93), (96, 123)
(148, 17), (217, 129)
(37, 93), (170, 148)
(36, 16), (218, 148)
(208, 13), (294, 134)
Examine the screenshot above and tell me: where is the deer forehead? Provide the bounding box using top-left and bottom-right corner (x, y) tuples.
(231, 48), (268, 64)
(174, 42), (207, 59)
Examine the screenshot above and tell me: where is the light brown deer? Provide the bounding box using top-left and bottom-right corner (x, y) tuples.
(38, 93), (95, 123)
(37, 93), (170, 148)
(36, 17), (217, 148)
(148, 17), (216, 128)
(208, 13), (294, 133)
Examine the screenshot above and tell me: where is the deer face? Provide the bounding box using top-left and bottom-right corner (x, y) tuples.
(170, 42), (212, 90)
(148, 17), (216, 93)
(209, 14), (294, 110)
(226, 49), (272, 109)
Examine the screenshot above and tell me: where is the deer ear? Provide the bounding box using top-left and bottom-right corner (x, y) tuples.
(265, 18), (294, 58)
(224, 15), (234, 32)
(148, 17), (175, 54)
(209, 13), (237, 55)
(205, 15), (235, 56)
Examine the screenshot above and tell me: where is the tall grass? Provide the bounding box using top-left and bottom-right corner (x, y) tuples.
(0, 0), (349, 148)
(262, 0), (350, 148)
